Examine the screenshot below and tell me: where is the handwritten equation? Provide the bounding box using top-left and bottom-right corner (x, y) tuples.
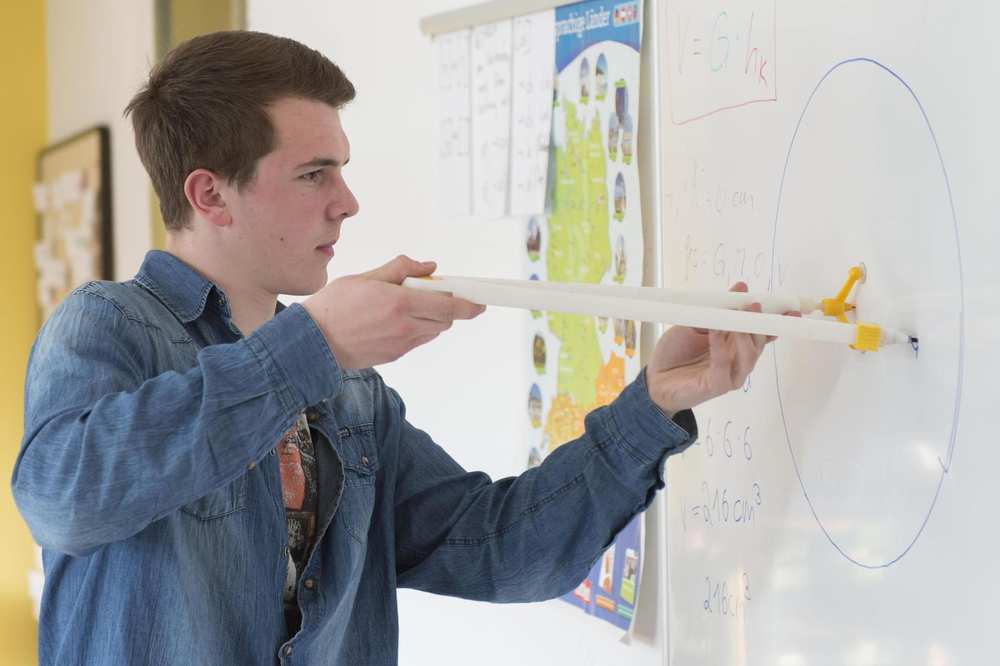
(702, 571), (752, 620)
(664, 155), (792, 292)
(684, 480), (762, 530)
(665, 0), (777, 124)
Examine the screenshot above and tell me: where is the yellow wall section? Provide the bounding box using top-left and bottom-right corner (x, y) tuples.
(170, 0), (240, 43)
(0, 1), (46, 663)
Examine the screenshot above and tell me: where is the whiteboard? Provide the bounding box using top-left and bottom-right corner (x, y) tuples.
(659, 1), (1000, 664)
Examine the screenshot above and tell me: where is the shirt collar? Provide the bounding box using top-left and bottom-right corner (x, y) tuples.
(134, 250), (287, 324)
(134, 250), (216, 323)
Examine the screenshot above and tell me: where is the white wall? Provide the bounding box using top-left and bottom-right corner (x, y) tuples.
(248, 2), (667, 665)
(47, 0), (155, 279)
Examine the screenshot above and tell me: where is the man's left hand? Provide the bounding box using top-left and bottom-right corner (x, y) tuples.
(646, 282), (800, 415)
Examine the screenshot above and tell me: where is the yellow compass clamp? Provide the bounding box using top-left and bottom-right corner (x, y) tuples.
(822, 265), (919, 355)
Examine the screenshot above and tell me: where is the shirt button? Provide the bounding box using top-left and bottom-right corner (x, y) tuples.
(360, 456), (369, 466)
(305, 410), (319, 422)
(303, 578), (315, 590)
(283, 645), (293, 656)
(247, 461), (256, 471)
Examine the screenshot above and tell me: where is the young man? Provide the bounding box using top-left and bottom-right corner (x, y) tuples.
(13, 31), (780, 665)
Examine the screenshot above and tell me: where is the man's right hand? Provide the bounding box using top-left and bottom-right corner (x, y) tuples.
(302, 255), (486, 370)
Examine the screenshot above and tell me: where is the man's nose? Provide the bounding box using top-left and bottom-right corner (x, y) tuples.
(343, 186), (360, 218)
(330, 182), (360, 220)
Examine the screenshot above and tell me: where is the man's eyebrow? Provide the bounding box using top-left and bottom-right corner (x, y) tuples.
(295, 156), (349, 169)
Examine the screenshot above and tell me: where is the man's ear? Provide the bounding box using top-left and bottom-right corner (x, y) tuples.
(183, 169), (231, 227)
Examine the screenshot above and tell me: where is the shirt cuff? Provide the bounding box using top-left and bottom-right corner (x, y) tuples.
(244, 303), (342, 413)
(606, 367), (698, 465)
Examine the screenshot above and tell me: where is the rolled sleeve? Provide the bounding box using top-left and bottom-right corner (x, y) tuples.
(606, 367), (698, 465)
(245, 303), (342, 412)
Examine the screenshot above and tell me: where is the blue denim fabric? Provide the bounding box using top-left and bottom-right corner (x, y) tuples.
(13, 250), (697, 665)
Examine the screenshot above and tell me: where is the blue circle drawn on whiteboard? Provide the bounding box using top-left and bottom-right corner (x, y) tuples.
(768, 57), (965, 569)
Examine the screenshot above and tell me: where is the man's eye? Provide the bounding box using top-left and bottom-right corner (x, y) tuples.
(301, 170), (323, 183)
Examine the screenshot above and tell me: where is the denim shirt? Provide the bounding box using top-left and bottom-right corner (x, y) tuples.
(12, 250), (697, 665)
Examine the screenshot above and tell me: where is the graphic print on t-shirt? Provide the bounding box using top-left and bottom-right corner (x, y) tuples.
(278, 412), (318, 608)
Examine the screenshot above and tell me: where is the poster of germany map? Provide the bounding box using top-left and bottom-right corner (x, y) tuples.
(523, 0), (644, 632)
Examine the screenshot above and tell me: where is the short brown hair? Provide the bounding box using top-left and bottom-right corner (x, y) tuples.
(125, 30), (355, 230)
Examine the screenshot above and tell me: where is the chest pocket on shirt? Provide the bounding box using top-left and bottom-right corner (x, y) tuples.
(180, 475), (248, 521)
(335, 423), (379, 543)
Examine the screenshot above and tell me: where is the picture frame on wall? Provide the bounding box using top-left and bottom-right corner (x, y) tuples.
(31, 125), (113, 322)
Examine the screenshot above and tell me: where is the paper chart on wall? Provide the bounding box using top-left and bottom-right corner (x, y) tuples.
(471, 19), (513, 219)
(521, 0), (644, 634)
(509, 10), (556, 217)
(433, 29), (473, 218)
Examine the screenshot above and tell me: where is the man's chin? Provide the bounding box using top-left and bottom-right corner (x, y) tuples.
(280, 272), (329, 297)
